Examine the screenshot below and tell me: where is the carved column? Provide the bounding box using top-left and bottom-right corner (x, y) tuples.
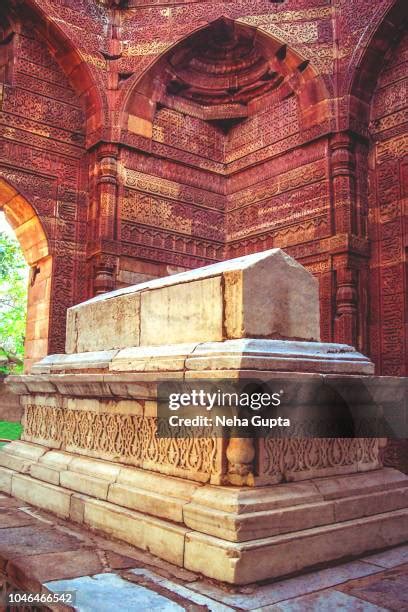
(92, 144), (119, 295)
(97, 144), (119, 241)
(334, 265), (358, 347)
(330, 132), (365, 349)
(93, 256), (116, 295)
(330, 132), (357, 235)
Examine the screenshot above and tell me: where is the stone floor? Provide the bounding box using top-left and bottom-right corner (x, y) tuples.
(0, 492), (407, 611)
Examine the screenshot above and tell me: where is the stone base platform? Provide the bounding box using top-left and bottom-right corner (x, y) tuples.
(1, 440), (407, 585)
(1, 490), (408, 610)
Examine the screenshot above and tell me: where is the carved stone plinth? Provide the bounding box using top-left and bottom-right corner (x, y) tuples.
(1, 250), (407, 584)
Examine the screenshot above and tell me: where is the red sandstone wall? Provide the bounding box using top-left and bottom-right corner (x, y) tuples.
(0, 10), (89, 357)
(368, 32), (408, 376)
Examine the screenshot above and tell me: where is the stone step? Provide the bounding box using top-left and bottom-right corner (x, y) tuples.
(2, 441), (408, 542)
(183, 487), (408, 541)
(0, 441), (200, 524)
(12, 450), (408, 542)
(183, 468), (408, 541)
(184, 508), (408, 584)
(2, 442), (408, 585)
(1, 463), (408, 584)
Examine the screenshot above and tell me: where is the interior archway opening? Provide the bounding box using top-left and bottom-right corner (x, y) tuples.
(0, 179), (51, 373)
(0, 211), (28, 374)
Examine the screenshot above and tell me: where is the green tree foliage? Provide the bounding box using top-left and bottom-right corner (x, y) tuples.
(0, 231), (28, 373)
(0, 420), (23, 447)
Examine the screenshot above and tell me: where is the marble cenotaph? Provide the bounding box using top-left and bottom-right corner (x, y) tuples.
(0, 249), (407, 584)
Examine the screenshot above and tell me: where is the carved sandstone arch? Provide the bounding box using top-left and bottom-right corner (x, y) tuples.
(1, 0), (108, 140)
(121, 17), (330, 139)
(0, 179), (51, 372)
(348, 0), (407, 131)
(344, 0), (408, 378)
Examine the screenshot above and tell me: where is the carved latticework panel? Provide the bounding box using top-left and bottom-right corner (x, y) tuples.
(22, 403), (382, 484)
(258, 437), (381, 481)
(23, 404), (221, 482)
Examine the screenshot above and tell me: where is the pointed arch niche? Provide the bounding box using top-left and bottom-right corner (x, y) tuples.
(118, 17), (331, 270)
(124, 17), (328, 141)
(0, 178), (51, 372)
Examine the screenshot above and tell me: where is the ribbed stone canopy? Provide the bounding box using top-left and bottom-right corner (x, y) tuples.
(127, 17), (315, 126)
(165, 18), (290, 107)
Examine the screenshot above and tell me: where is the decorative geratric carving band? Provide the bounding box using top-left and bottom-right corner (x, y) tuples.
(22, 404), (381, 484)
(23, 404), (220, 481)
(259, 437), (380, 479)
